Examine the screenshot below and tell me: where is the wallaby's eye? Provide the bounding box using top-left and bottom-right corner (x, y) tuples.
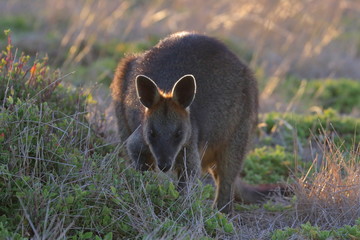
(174, 129), (182, 139)
(149, 129), (156, 138)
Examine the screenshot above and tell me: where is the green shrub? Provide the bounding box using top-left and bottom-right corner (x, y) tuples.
(204, 212), (234, 236)
(334, 219), (360, 239)
(0, 30), (119, 239)
(271, 77), (360, 114)
(271, 220), (360, 240)
(0, 30), (87, 115)
(307, 78), (360, 114)
(261, 109), (360, 149)
(243, 146), (304, 184)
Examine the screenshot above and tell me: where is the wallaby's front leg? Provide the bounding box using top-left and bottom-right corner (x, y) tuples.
(174, 144), (201, 191)
(126, 126), (155, 171)
(212, 140), (247, 214)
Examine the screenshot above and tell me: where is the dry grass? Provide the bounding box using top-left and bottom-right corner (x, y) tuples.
(1, 0), (360, 81)
(295, 137), (360, 228)
(230, 137), (360, 239)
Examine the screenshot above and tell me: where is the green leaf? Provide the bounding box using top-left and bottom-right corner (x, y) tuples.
(104, 232), (113, 240)
(4, 29), (11, 36)
(66, 196), (75, 204)
(82, 232), (93, 239)
(6, 96), (13, 105)
(110, 186), (117, 194)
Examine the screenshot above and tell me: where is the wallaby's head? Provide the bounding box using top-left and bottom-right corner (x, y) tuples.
(135, 74), (196, 172)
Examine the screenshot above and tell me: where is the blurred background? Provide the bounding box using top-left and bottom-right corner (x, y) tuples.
(1, 0), (359, 132)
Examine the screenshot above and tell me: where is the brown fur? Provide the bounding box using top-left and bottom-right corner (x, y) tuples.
(111, 55), (139, 142)
(111, 32), (284, 213)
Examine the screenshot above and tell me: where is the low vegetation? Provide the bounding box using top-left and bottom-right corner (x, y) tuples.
(1, 30), (360, 239)
(277, 77), (360, 114)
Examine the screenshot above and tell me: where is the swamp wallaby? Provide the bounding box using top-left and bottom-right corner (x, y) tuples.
(111, 32), (281, 213)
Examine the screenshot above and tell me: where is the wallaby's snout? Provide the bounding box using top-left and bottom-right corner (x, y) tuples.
(157, 159), (172, 172)
(148, 137), (179, 172)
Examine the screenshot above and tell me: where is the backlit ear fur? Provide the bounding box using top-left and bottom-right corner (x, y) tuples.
(171, 74), (196, 108)
(135, 75), (160, 108)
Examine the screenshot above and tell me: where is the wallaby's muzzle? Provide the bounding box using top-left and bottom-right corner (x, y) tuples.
(155, 154), (174, 172)
(158, 162), (172, 172)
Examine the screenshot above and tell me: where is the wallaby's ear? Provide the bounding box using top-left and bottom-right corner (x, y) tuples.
(135, 75), (160, 108)
(171, 74), (196, 108)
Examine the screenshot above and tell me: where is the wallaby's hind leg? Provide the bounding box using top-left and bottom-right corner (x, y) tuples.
(211, 160), (238, 213)
(127, 127), (155, 171)
(211, 131), (250, 213)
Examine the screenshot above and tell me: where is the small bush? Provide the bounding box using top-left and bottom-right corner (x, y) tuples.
(307, 78), (360, 114)
(271, 77), (360, 114)
(271, 220), (360, 240)
(243, 146), (307, 184)
(261, 109), (360, 149)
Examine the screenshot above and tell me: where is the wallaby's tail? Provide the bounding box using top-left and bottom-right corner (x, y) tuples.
(234, 177), (292, 203)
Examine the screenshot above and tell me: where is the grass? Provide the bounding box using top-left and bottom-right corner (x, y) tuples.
(1, 6), (360, 237)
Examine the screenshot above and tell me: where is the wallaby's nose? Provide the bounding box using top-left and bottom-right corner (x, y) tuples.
(158, 162), (171, 172)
